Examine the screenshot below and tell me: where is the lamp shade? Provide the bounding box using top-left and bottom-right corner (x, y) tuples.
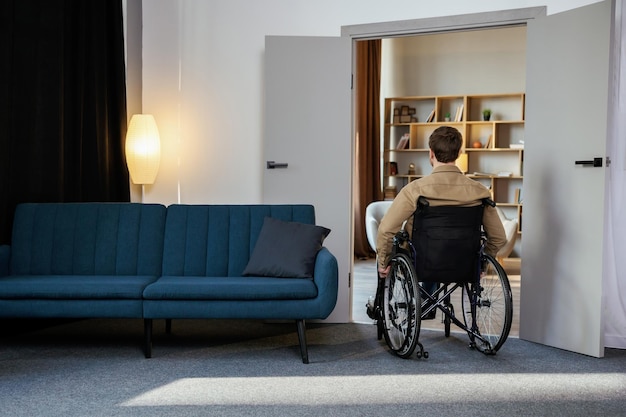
(125, 114), (161, 185)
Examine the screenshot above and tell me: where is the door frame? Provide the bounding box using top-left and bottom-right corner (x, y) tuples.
(341, 7), (546, 323)
(341, 7), (546, 38)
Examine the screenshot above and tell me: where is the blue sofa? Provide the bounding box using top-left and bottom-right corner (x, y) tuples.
(0, 203), (338, 363)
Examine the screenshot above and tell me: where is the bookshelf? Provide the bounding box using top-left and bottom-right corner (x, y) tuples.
(382, 93), (525, 255)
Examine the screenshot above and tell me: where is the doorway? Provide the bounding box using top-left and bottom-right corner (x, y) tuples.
(343, 7), (545, 324)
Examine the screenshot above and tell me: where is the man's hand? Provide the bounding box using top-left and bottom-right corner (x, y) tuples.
(378, 265), (390, 279)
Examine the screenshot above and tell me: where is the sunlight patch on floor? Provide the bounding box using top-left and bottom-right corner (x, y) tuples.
(120, 373), (626, 407)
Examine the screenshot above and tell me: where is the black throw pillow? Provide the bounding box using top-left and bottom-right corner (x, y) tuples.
(243, 217), (331, 278)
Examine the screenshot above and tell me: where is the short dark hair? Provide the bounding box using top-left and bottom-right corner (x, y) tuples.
(428, 126), (462, 163)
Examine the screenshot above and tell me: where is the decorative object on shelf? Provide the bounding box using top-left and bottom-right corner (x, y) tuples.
(408, 163), (416, 175)
(456, 153), (468, 173)
(384, 185), (397, 200)
(482, 108), (492, 121)
(444, 112), (451, 122)
(393, 108), (400, 123)
(472, 140), (482, 148)
(398, 106), (417, 123)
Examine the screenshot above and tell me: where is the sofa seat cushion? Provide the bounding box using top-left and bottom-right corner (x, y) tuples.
(0, 275), (158, 299)
(143, 276), (318, 301)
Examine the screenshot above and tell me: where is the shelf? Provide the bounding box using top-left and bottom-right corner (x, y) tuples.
(385, 149), (430, 152)
(465, 148), (523, 152)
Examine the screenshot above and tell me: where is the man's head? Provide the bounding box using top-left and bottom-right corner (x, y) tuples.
(428, 126), (462, 163)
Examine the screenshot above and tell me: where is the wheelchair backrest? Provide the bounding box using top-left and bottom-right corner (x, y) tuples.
(411, 197), (486, 283)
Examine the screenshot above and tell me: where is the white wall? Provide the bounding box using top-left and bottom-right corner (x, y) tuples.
(136, 0), (626, 345)
(382, 27), (527, 98)
(139, 0), (603, 205)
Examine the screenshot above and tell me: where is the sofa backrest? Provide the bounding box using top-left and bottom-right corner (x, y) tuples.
(10, 203), (166, 276)
(162, 205), (316, 277)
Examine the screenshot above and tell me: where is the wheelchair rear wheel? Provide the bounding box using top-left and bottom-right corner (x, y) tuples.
(382, 253), (421, 358)
(461, 254), (513, 354)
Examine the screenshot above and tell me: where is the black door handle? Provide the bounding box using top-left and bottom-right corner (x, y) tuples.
(266, 161), (288, 169)
(574, 157), (602, 167)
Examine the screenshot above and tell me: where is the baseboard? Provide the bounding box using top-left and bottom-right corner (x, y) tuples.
(604, 334), (626, 349)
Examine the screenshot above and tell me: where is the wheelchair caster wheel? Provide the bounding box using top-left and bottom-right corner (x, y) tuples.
(416, 350), (429, 359)
(376, 319), (383, 340)
(415, 342), (428, 359)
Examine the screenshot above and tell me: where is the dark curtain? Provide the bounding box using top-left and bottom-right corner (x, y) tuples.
(353, 40), (382, 259)
(0, 0), (129, 244)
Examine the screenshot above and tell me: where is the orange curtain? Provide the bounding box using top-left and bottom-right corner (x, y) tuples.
(354, 40), (382, 259)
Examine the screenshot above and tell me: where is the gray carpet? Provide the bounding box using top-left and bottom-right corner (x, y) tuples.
(1, 318), (625, 417)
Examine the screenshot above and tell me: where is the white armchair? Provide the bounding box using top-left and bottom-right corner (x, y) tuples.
(495, 207), (519, 262)
(364, 201), (393, 252)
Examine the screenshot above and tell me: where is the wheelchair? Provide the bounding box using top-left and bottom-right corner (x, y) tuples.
(366, 197), (513, 359)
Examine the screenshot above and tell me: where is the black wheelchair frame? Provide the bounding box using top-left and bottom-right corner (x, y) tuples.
(367, 199), (514, 359)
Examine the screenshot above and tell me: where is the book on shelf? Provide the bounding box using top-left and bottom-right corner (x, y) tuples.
(472, 171), (494, 177)
(509, 143), (524, 149)
(497, 171), (513, 177)
(426, 109), (435, 123)
(396, 133), (410, 149)
(454, 104), (464, 122)
(484, 134), (493, 148)
(384, 162), (398, 176)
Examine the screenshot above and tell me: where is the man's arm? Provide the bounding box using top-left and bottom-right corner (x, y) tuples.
(375, 190), (418, 274)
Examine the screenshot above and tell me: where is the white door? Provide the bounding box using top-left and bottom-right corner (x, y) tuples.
(521, 0), (611, 357)
(264, 36), (352, 322)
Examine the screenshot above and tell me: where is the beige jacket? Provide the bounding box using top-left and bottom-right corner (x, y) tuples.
(376, 165), (507, 270)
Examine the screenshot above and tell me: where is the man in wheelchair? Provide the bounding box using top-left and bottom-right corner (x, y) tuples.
(373, 126), (510, 358)
(376, 126), (506, 281)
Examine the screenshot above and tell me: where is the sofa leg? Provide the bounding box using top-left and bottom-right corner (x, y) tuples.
(144, 319), (153, 358)
(296, 319), (309, 364)
(165, 319), (172, 334)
